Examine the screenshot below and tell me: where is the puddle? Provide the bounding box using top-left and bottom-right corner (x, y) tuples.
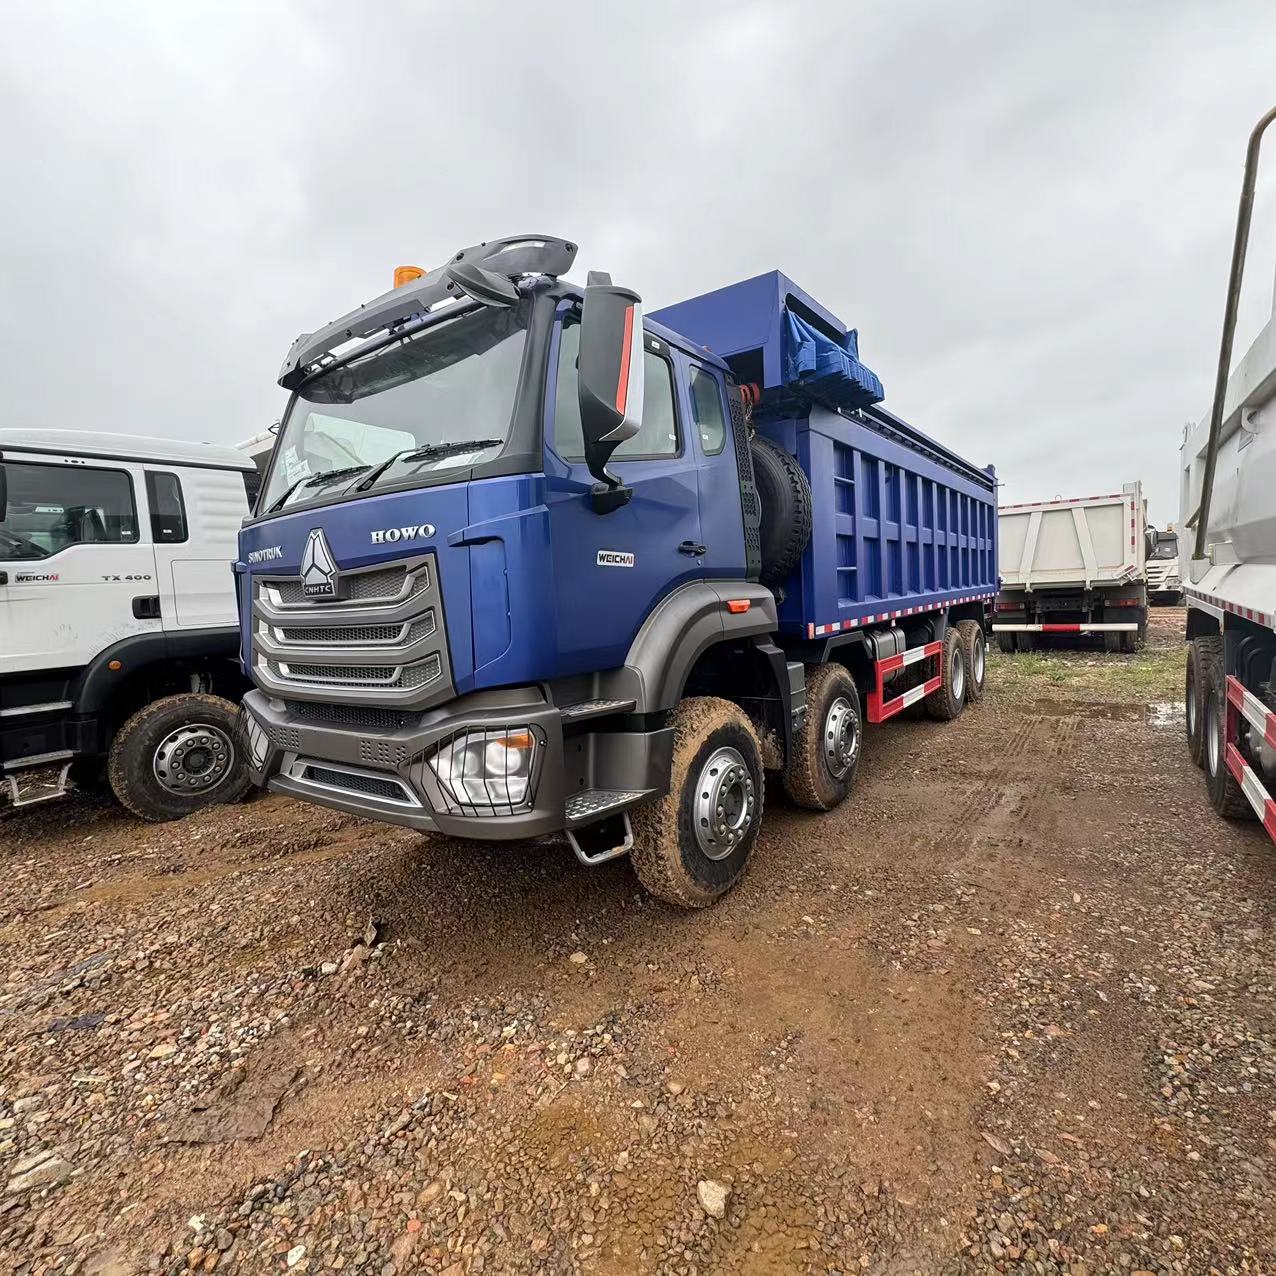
(1146, 701), (1186, 729)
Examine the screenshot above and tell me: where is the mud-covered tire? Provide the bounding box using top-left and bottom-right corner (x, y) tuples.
(630, 698), (765, 909)
(957, 620), (986, 702)
(1015, 632), (1036, 653)
(1186, 637), (1214, 769)
(782, 664), (862, 811)
(107, 693), (251, 822)
(925, 627), (967, 721)
(749, 435), (812, 587)
(1104, 631), (1122, 654)
(996, 631), (1016, 655)
(1200, 645), (1253, 820)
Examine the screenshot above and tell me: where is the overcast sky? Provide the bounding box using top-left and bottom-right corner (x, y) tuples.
(3, 1), (1275, 524)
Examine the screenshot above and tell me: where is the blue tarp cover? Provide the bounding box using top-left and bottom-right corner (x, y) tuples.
(781, 311), (884, 410)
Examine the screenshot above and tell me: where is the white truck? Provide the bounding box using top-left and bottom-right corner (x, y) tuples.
(0, 429), (255, 818)
(993, 483), (1151, 653)
(1182, 104), (1276, 840)
(1146, 525), (1184, 605)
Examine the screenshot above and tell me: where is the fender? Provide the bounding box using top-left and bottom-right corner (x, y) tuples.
(73, 627), (242, 716)
(624, 580), (777, 712)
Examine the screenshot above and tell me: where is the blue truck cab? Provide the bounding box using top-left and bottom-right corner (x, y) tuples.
(237, 235), (997, 908)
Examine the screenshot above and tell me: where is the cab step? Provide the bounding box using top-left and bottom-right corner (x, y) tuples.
(565, 787), (648, 826)
(3, 757), (73, 809)
(559, 698), (637, 724)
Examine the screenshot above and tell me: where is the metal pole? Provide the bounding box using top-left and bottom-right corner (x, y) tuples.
(1194, 104), (1276, 561)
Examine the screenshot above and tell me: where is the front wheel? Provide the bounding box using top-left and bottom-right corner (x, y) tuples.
(108, 693), (251, 822)
(630, 698), (765, 909)
(1186, 637), (1215, 769)
(782, 663), (862, 811)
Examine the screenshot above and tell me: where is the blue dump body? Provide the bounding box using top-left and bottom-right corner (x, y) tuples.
(653, 273), (998, 637)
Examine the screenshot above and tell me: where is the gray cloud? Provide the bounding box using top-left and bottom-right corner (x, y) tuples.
(3, 1), (1275, 523)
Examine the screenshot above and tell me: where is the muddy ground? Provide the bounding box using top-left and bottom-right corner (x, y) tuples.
(2, 606), (1274, 1275)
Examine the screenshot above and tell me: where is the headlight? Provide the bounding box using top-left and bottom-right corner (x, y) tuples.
(428, 727), (538, 811)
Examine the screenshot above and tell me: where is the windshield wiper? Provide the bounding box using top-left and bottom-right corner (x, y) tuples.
(265, 464), (370, 513)
(353, 439), (505, 492)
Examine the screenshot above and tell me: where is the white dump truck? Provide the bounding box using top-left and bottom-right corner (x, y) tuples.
(1146, 525), (1183, 605)
(1182, 104), (1276, 841)
(1, 429), (256, 817)
(994, 483), (1151, 653)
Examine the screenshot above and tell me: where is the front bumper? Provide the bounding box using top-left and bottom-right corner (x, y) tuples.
(241, 685), (567, 838)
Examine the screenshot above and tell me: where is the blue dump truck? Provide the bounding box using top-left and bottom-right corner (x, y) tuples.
(236, 236), (997, 907)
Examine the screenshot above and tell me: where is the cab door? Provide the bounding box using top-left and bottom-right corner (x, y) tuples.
(545, 317), (704, 675)
(0, 454), (158, 676)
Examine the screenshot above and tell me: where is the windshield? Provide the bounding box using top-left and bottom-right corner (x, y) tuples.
(260, 303), (529, 513)
(1150, 537), (1178, 560)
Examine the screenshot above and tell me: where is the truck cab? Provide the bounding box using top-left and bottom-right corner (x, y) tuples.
(0, 429), (255, 817)
(239, 235), (997, 907)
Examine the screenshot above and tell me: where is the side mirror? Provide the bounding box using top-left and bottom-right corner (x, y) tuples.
(577, 271), (643, 513)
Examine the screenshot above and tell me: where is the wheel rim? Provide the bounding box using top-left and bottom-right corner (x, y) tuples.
(693, 746), (756, 861)
(823, 696), (859, 780)
(153, 722), (235, 796)
(1206, 689), (1221, 777)
(973, 633), (985, 686)
(951, 644), (966, 702)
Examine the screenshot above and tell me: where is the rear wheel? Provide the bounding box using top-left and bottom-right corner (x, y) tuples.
(924, 627), (967, 721)
(1015, 632), (1036, 653)
(630, 698), (765, 908)
(108, 693), (251, 822)
(1104, 631), (1122, 654)
(957, 620), (986, 702)
(1200, 646), (1253, 820)
(1186, 637), (1216, 769)
(996, 631), (1016, 655)
(783, 663), (862, 811)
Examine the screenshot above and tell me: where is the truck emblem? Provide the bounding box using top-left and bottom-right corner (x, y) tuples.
(371, 524), (435, 544)
(301, 528), (338, 598)
(247, 546), (283, 564)
(597, 550), (635, 568)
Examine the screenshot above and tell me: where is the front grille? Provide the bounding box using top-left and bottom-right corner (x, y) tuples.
(268, 652), (442, 691)
(276, 613), (435, 647)
(270, 563), (417, 607)
(292, 702), (422, 730)
(305, 766), (407, 802)
(399, 654), (443, 689)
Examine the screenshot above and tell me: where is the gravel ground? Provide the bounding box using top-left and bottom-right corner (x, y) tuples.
(2, 606), (1274, 1275)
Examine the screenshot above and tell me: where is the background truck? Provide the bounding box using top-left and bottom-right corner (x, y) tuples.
(236, 235), (997, 908)
(994, 484), (1150, 653)
(0, 429), (255, 818)
(1146, 524), (1183, 605)
(1182, 104), (1276, 842)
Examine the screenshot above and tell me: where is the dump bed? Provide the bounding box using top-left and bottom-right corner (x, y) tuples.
(999, 485), (1145, 592)
(653, 274), (998, 636)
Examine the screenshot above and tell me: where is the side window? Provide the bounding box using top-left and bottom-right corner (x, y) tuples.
(146, 472), (188, 543)
(552, 320), (681, 461)
(0, 461), (137, 561)
(688, 366), (728, 455)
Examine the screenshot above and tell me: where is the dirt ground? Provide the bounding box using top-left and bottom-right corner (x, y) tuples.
(3, 606), (1275, 1275)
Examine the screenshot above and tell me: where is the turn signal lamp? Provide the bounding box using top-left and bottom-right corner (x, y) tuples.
(393, 265), (425, 289)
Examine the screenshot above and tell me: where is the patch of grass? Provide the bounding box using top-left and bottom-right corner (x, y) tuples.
(988, 641), (1183, 705)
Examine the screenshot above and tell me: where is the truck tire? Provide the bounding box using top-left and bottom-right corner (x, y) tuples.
(1200, 646), (1254, 821)
(996, 631), (1016, 655)
(957, 620), (986, 702)
(108, 693), (251, 822)
(782, 663), (862, 811)
(630, 697), (765, 908)
(1104, 631), (1122, 654)
(1186, 638), (1213, 769)
(1015, 632), (1036, 653)
(749, 435), (812, 586)
(924, 627), (967, 721)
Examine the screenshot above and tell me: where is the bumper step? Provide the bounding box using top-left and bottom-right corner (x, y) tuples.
(559, 698), (637, 724)
(565, 787), (647, 827)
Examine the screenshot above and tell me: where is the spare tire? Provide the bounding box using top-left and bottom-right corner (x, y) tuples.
(749, 436), (812, 586)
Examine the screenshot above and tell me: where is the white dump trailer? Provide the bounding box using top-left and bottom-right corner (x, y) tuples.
(994, 483), (1150, 653)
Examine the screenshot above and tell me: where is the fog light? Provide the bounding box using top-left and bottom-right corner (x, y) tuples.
(428, 728), (537, 811)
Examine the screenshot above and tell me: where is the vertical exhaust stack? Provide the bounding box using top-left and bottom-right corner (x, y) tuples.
(1193, 105), (1276, 563)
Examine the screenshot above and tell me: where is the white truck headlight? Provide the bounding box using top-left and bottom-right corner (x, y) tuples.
(428, 728), (537, 810)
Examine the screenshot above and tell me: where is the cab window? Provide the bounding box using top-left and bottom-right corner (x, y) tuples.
(688, 366), (728, 455)
(0, 462), (138, 560)
(553, 321), (681, 461)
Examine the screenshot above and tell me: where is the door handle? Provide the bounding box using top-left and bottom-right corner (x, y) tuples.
(678, 541), (707, 557)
